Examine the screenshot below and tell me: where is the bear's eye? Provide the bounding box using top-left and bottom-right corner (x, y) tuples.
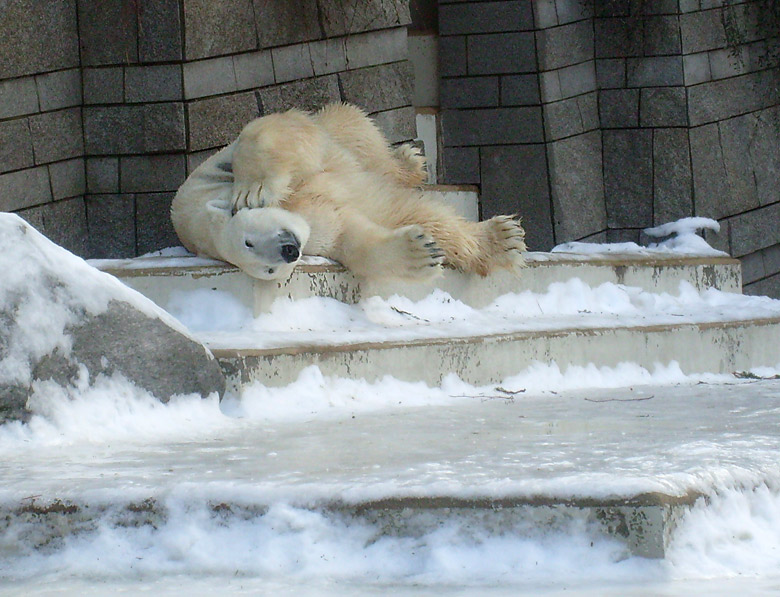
(245, 240), (254, 248)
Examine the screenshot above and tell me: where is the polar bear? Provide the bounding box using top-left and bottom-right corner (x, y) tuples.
(171, 103), (525, 281)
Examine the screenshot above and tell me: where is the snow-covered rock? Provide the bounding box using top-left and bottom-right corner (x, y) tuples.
(0, 214), (225, 422)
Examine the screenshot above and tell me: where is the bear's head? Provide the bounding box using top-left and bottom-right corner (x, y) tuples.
(210, 201), (311, 280)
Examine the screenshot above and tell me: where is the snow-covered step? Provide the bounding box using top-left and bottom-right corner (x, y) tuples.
(96, 252), (742, 316)
(4, 379), (780, 561)
(211, 315), (780, 391)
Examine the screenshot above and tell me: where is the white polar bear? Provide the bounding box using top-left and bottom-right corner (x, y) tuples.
(171, 103), (525, 281)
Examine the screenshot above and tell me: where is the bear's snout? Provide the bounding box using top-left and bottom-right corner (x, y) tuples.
(278, 230), (301, 263)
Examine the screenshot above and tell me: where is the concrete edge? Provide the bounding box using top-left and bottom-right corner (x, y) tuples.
(208, 316), (780, 359)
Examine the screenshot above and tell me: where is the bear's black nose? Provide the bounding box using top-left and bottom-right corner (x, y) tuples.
(280, 243), (300, 263)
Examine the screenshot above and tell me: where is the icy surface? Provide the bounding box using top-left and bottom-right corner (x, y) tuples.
(3, 376), (780, 595)
(553, 217), (727, 257)
(163, 280), (780, 350)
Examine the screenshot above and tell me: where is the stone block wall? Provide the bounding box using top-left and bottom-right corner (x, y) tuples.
(438, 0), (780, 297)
(1, 0), (415, 259)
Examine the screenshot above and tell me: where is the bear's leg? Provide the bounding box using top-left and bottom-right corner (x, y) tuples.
(314, 104), (427, 188)
(385, 199), (526, 276)
(329, 212), (445, 281)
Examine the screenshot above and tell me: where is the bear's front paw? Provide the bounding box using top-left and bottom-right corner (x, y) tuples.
(391, 225), (445, 280)
(231, 182), (265, 212)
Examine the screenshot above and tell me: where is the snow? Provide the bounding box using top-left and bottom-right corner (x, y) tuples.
(553, 217), (728, 257)
(168, 279), (780, 351)
(0, 214), (194, 388)
(4, 214), (780, 595)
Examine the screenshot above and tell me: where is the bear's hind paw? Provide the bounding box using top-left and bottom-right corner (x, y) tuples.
(391, 225), (445, 280)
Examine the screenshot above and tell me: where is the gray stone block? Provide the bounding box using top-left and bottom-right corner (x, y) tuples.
(184, 0), (256, 60)
(187, 148), (219, 175)
(253, 0), (320, 47)
(36, 69), (82, 111)
(679, 0), (700, 13)
(500, 74), (540, 106)
(41, 197), (88, 256)
(643, 0), (682, 14)
(0, 166), (51, 211)
(272, 43), (315, 83)
(599, 88), (639, 128)
(346, 28), (408, 70)
(603, 129), (653, 228)
(683, 52), (712, 85)
(441, 146), (480, 185)
(596, 58), (626, 88)
(86, 158), (119, 194)
(184, 57), (238, 100)
(77, 0), (138, 65)
(339, 62), (414, 113)
(14, 204), (45, 231)
(729, 202), (780, 256)
(606, 228), (640, 244)
(718, 114), (761, 213)
(481, 144), (553, 250)
(187, 93), (259, 151)
(125, 65), (183, 103)
(703, 218), (730, 254)
(555, 0), (592, 24)
(439, 1), (534, 35)
(0, 77), (39, 119)
(640, 87), (688, 128)
(690, 122), (733, 220)
(83, 68), (124, 105)
(468, 32), (537, 75)
(233, 51), (275, 90)
(370, 106), (416, 144)
(319, 0), (411, 37)
(440, 77), (499, 109)
(0, 119), (35, 174)
(536, 20), (593, 71)
(28, 108), (84, 165)
(0, 0), (79, 79)
(533, 0), (558, 28)
(741, 250), (766, 285)
(120, 154), (186, 193)
(690, 70), (776, 126)
(764, 243), (780, 276)
(136, 192), (180, 254)
(539, 70), (562, 103)
(310, 38), (348, 76)
(258, 76), (341, 114)
(680, 8), (727, 55)
(707, 48), (740, 80)
(544, 92), (598, 140)
(547, 131), (606, 242)
(744, 271), (780, 300)
(653, 128), (693, 226)
(595, 17), (643, 59)
(84, 104), (186, 154)
(439, 36), (467, 77)
(557, 60), (597, 99)
(49, 158), (86, 200)
(643, 16), (681, 56)
(626, 56), (683, 87)
(86, 194), (136, 258)
(139, 0), (183, 62)
(750, 107), (780, 208)
(441, 107), (544, 146)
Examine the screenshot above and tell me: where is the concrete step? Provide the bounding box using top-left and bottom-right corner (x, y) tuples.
(5, 380), (780, 560)
(213, 315), (780, 391)
(96, 252), (742, 316)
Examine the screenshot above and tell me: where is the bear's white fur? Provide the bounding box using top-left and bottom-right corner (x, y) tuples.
(172, 103), (526, 281)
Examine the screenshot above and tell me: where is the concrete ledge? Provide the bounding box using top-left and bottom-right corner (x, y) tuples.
(98, 252), (743, 314)
(213, 316), (780, 389)
(3, 491), (700, 558)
